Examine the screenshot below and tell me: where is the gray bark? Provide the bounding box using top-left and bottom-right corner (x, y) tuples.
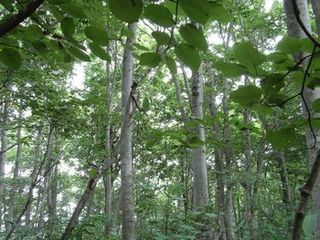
(190, 70), (209, 209)
(283, 0), (320, 238)
(311, 0), (320, 34)
(0, 94), (9, 230)
(120, 22), (137, 240)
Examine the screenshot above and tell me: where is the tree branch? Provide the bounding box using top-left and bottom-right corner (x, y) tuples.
(292, 151), (320, 240)
(0, 0), (45, 37)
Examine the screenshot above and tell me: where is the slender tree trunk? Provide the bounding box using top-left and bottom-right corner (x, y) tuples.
(311, 0), (320, 34)
(120, 22), (137, 240)
(222, 82), (234, 240)
(104, 44), (114, 238)
(190, 70), (209, 208)
(283, 0), (320, 238)
(5, 107), (22, 234)
(25, 127), (42, 227)
(0, 94), (9, 230)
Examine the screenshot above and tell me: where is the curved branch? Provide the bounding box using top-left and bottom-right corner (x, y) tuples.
(290, 0), (320, 48)
(0, 0), (45, 37)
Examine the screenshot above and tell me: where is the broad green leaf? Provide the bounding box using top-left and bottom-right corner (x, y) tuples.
(230, 85), (262, 106)
(179, 0), (212, 24)
(266, 128), (298, 149)
(60, 17), (75, 37)
(303, 214), (316, 236)
(88, 42), (111, 61)
(67, 46), (90, 62)
(31, 40), (48, 53)
(134, 43), (149, 51)
(60, 2), (86, 18)
(164, 55), (177, 75)
(179, 24), (207, 51)
(215, 62), (248, 77)
(84, 26), (109, 46)
(142, 97), (150, 111)
(208, 2), (231, 23)
(188, 136), (205, 148)
(0, 48), (22, 69)
(152, 31), (170, 45)
(140, 52), (161, 67)
(277, 36), (303, 54)
(312, 99), (320, 112)
(233, 42), (266, 74)
(267, 52), (288, 64)
(253, 103), (273, 116)
(144, 4), (174, 27)
(109, 0), (143, 23)
(175, 43), (200, 71)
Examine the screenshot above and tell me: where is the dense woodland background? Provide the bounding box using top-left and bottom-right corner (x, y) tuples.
(1, 0), (320, 239)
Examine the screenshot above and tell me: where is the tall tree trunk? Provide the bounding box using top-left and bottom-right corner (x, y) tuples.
(222, 81), (234, 240)
(190, 70), (209, 208)
(283, 0), (320, 238)
(0, 93), (9, 230)
(5, 107), (22, 234)
(25, 127), (42, 227)
(120, 22), (137, 240)
(311, 0), (320, 34)
(104, 44), (114, 238)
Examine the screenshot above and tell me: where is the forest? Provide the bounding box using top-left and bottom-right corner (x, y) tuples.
(1, 0), (320, 239)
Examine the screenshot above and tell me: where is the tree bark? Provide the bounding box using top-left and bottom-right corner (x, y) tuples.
(0, 93), (9, 229)
(284, 0), (320, 239)
(190, 69), (209, 209)
(120, 22), (137, 240)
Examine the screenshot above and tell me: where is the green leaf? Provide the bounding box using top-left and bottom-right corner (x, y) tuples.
(88, 42), (111, 61)
(312, 99), (320, 112)
(144, 4), (174, 27)
(277, 36), (303, 54)
(233, 42), (266, 74)
(164, 55), (177, 75)
(253, 103), (273, 116)
(0, 48), (22, 70)
(215, 62), (248, 77)
(152, 31), (170, 45)
(266, 128), (298, 149)
(208, 2), (231, 23)
(60, 17), (75, 37)
(188, 136), (205, 148)
(179, 24), (207, 51)
(267, 52), (288, 64)
(303, 214), (316, 236)
(179, 0), (212, 24)
(60, 2), (86, 18)
(67, 46), (90, 62)
(142, 97), (150, 111)
(109, 0), (143, 23)
(175, 43), (200, 71)
(31, 40), (48, 53)
(140, 52), (161, 67)
(84, 26), (109, 46)
(230, 85), (262, 106)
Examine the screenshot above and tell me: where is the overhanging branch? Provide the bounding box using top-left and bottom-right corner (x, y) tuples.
(0, 0), (45, 37)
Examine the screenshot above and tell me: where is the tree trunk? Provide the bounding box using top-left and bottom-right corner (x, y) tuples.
(283, 0), (320, 238)
(5, 107), (22, 234)
(120, 22), (137, 240)
(104, 44), (114, 237)
(311, 0), (320, 34)
(0, 94), (9, 229)
(222, 81), (234, 240)
(190, 70), (209, 209)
